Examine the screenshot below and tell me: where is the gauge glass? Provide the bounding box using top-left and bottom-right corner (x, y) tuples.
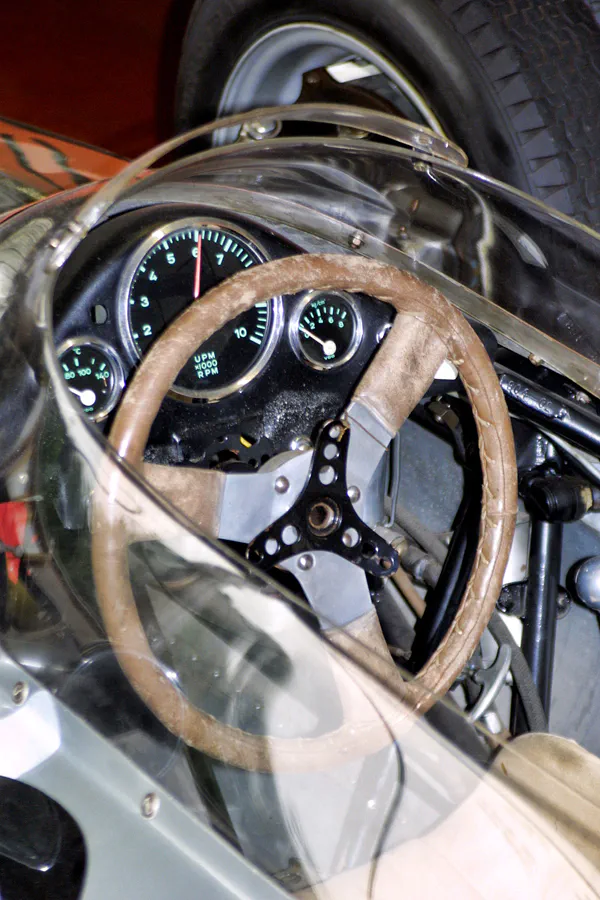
(58, 339), (124, 420)
(120, 220), (281, 400)
(291, 291), (363, 370)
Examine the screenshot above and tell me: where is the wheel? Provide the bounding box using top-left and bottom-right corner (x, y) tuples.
(91, 254), (516, 772)
(175, 0), (600, 229)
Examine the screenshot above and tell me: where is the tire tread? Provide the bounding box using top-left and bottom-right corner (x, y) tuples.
(438, 0), (600, 226)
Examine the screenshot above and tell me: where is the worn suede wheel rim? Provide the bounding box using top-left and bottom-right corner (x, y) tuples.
(92, 254), (517, 772)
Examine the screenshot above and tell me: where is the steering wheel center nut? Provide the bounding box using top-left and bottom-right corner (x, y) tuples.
(307, 498), (341, 536)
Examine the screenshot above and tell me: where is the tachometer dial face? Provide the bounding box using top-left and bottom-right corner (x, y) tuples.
(121, 220), (282, 400)
(58, 339), (124, 420)
(291, 291), (363, 370)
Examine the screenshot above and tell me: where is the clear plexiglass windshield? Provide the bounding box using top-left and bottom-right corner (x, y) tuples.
(0, 105), (599, 898)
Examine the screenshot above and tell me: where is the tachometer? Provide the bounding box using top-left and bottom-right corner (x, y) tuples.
(120, 220), (282, 400)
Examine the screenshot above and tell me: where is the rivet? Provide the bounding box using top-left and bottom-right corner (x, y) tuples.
(141, 792), (160, 819)
(348, 485), (361, 503)
(12, 682), (29, 706)
(274, 476), (289, 494)
(298, 554), (314, 571)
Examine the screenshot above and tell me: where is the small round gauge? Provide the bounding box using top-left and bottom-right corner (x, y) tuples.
(291, 291), (363, 370)
(119, 219), (282, 400)
(58, 339), (124, 421)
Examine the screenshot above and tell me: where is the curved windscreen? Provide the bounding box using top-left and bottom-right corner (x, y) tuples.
(0, 104), (598, 896)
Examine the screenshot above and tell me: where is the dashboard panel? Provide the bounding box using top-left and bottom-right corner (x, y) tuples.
(53, 205), (394, 469)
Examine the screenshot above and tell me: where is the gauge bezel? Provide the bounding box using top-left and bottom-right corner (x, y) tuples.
(57, 336), (126, 422)
(290, 290), (363, 371)
(117, 217), (283, 402)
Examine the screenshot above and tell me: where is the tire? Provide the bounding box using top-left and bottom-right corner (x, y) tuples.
(176, 0), (600, 229)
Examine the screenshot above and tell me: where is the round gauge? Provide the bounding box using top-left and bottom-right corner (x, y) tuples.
(120, 220), (282, 400)
(58, 339), (124, 421)
(291, 291), (363, 370)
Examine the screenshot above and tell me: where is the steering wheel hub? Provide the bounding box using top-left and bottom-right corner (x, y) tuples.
(247, 418), (399, 578)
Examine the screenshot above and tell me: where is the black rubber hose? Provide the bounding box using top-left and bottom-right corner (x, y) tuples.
(488, 611), (548, 734)
(409, 469), (481, 671)
(394, 496), (548, 733)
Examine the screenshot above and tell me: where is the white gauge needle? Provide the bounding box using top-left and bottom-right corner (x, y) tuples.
(299, 325), (337, 357)
(69, 386), (96, 408)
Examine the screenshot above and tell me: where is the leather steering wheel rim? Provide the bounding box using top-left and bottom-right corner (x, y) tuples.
(91, 254), (517, 772)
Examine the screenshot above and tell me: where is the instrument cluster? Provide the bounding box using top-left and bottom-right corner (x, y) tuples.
(54, 205), (392, 462)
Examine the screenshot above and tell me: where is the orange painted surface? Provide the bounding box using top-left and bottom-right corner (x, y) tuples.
(0, 0), (183, 159)
(0, 120), (127, 193)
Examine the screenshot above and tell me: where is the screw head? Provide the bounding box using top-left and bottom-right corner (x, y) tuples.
(274, 476), (290, 494)
(348, 485), (361, 503)
(298, 554), (315, 571)
(12, 682), (29, 706)
(349, 231), (364, 249)
(141, 792), (160, 819)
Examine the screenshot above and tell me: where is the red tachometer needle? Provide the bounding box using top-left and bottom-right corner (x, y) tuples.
(193, 230), (202, 299)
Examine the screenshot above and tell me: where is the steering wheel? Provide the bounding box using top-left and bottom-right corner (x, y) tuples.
(91, 254), (516, 772)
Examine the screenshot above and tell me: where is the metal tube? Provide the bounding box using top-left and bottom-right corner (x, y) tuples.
(516, 518), (563, 724)
(499, 370), (600, 458)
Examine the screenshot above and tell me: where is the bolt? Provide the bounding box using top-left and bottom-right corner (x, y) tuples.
(348, 485), (361, 503)
(274, 476), (289, 494)
(12, 682), (29, 706)
(414, 161), (428, 173)
(243, 118), (281, 140)
(349, 231), (364, 250)
(575, 390), (592, 405)
(141, 792), (160, 819)
(290, 435), (312, 452)
(298, 554), (314, 571)
(528, 353), (543, 366)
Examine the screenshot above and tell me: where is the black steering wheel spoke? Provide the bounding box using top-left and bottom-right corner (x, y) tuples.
(246, 419), (399, 578)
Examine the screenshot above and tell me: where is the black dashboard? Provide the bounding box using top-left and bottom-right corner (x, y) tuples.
(53, 205), (394, 469)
